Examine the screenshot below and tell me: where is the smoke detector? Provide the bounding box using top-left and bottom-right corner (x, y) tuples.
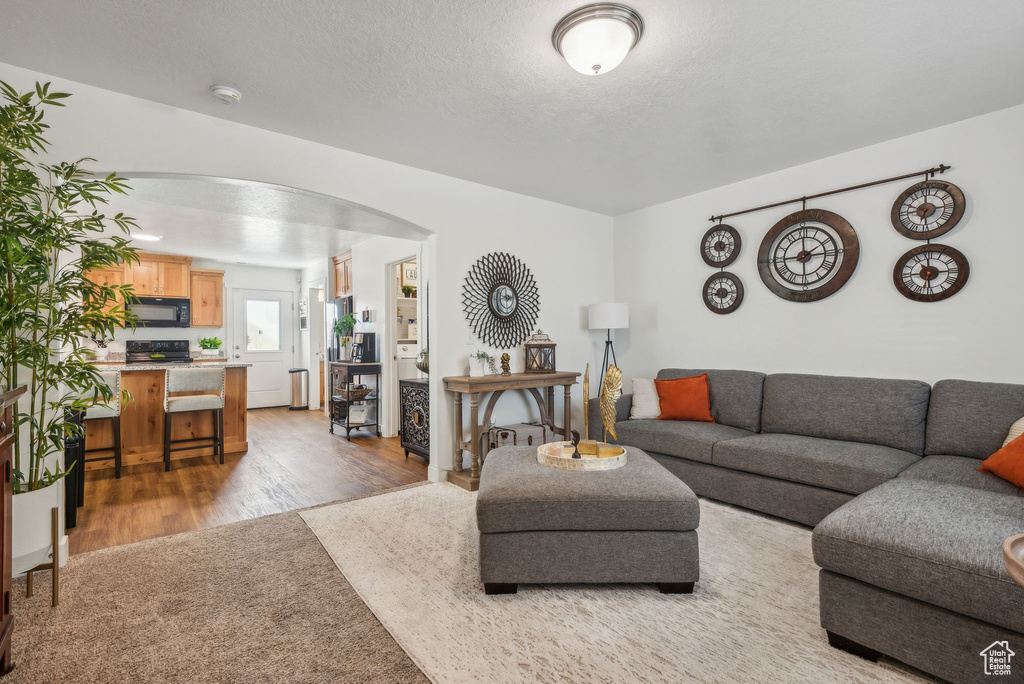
(209, 84), (241, 105)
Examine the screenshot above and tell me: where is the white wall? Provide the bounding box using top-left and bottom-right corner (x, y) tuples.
(0, 62), (615, 479)
(613, 104), (1024, 386)
(106, 258), (301, 361)
(348, 236), (423, 436)
(350, 236), (423, 360)
(299, 258), (330, 410)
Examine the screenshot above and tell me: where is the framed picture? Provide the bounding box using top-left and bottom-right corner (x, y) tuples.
(298, 298), (309, 331)
(401, 261), (418, 288)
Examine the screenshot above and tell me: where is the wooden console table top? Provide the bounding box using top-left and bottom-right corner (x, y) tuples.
(442, 371), (579, 393)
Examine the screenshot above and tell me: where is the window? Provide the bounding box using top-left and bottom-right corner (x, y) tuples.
(245, 299), (281, 351)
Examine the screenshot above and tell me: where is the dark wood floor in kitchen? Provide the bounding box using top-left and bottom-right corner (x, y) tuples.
(69, 407), (428, 554)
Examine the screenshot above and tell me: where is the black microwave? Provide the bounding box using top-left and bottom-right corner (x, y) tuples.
(126, 296), (191, 327)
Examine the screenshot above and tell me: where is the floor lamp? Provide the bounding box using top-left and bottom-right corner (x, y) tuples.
(588, 303), (629, 394)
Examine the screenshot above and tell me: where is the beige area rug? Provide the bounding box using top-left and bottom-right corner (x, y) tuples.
(301, 483), (930, 684)
(8, 492), (429, 683)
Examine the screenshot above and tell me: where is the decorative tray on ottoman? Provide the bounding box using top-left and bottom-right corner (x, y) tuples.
(537, 440), (626, 471)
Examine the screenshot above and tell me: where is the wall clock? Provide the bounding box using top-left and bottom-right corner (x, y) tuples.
(462, 252), (540, 348)
(893, 244), (970, 302)
(757, 208), (860, 303)
(890, 180), (966, 240)
(702, 272), (744, 314)
(700, 224), (741, 267)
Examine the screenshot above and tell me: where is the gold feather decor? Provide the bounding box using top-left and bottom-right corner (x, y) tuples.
(600, 364), (622, 442)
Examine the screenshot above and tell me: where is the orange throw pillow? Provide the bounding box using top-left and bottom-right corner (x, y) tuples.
(978, 433), (1024, 490)
(654, 374), (715, 423)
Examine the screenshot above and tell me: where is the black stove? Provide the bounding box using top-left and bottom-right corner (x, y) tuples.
(125, 340), (192, 364)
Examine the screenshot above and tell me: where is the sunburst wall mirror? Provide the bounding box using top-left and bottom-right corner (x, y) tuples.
(462, 252), (540, 349)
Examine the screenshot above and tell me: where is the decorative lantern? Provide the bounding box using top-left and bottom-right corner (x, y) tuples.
(524, 331), (557, 373)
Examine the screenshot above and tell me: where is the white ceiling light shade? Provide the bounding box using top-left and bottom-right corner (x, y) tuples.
(209, 84), (241, 104)
(552, 3), (644, 76)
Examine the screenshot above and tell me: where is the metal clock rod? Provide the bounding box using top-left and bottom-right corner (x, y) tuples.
(708, 164), (951, 223)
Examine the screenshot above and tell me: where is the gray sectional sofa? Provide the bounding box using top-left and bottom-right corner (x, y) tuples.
(589, 369), (1024, 684)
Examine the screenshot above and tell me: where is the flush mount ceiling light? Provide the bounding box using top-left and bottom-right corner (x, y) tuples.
(209, 84), (242, 104)
(552, 3), (644, 76)
(133, 234), (163, 241)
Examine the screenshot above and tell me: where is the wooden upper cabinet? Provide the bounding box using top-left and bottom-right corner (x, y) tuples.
(333, 252), (353, 297)
(127, 259), (160, 295)
(159, 262), (191, 297)
(190, 269), (224, 327)
(84, 266), (125, 315)
(127, 253), (192, 297)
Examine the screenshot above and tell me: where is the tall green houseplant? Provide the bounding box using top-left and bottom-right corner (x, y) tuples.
(0, 81), (139, 492)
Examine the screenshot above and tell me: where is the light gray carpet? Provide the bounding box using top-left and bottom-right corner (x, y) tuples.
(302, 483), (931, 684)
(8, 493), (429, 683)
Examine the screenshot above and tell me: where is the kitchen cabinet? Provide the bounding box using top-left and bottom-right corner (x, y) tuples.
(127, 253), (192, 297)
(127, 258), (160, 295)
(159, 261), (191, 297)
(190, 268), (225, 327)
(333, 251), (353, 297)
(84, 266), (126, 316)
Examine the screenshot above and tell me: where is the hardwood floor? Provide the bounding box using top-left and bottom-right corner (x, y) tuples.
(69, 407), (428, 554)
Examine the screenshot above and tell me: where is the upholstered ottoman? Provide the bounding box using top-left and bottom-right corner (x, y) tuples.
(476, 445), (700, 594)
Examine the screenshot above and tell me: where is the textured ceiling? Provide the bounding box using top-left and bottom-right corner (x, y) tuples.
(104, 176), (426, 269)
(2, 0), (1023, 215)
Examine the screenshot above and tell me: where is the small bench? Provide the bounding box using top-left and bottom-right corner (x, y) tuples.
(476, 445), (700, 594)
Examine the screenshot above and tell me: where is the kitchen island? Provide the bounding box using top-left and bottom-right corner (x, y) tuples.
(84, 363), (250, 471)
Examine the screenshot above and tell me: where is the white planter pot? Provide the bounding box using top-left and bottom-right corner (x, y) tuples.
(469, 358), (485, 377)
(200, 349), (220, 357)
(12, 480), (67, 576)
(92, 347), (110, 360)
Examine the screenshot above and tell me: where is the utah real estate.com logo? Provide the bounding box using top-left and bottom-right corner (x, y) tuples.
(980, 641), (1014, 676)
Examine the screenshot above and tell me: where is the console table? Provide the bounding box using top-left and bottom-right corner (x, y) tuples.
(442, 371), (580, 491)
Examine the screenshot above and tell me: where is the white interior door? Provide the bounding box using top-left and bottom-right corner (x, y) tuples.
(233, 288), (294, 408)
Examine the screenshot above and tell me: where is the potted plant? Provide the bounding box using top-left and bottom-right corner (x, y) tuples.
(89, 335), (112, 361)
(198, 337), (222, 357)
(0, 81), (139, 575)
(401, 284), (415, 298)
(333, 313), (358, 360)
(470, 350), (497, 377)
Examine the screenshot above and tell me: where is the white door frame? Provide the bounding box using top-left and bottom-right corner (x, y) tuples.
(231, 287), (295, 408)
(307, 279), (326, 411)
(383, 252), (420, 437)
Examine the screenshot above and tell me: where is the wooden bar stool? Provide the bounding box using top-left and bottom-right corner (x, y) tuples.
(163, 367), (225, 471)
(82, 370), (122, 479)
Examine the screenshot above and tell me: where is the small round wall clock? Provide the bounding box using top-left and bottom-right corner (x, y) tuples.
(893, 244), (970, 302)
(890, 180), (966, 240)
(757, 208), (860, 302)
(702, 272), (744, 314)
(700, 224), (741, 267)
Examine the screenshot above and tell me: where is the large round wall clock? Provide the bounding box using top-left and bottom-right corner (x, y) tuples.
(893, 244), (970, 302)
(890, 180), (966, 240)
(462, 252), (540, 348)
(700, 224), (741, 267)
(702, 271), (744, 314)
(757, 208), (860, 303)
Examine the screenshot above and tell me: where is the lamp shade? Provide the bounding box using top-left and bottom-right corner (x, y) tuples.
(588, 303), (629, 330)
